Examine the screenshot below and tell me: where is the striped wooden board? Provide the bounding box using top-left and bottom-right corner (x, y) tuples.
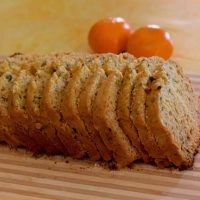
(0, 73), (200, 200)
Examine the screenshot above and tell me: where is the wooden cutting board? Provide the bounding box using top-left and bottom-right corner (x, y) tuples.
(0, 73), (199, 200)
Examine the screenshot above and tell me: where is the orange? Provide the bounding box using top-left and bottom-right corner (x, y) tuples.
(88, 17), (132, 54)
(126, 25), (173, 59)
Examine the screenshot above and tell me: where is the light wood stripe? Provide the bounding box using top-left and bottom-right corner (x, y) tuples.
(0, 74), (199, 199)
(0, 181), (177, 200)
(0, 188), (78, 200)
(0, 192), (45, 200)
(0, 182), (115, 200)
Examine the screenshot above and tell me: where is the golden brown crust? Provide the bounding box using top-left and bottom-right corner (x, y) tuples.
(0, 55), (42, 148)
(0, 71), (21, 147)
(62, 65), (100, 161)
(41, 66), (71, 156)
(117, 63), (149, 162)
(26, 56), (64, 154)
(79, 67), (112, 161)
(131, 58), (170, 166)
(8, 69), (43, 153)
(93, 71), (138, 167)
(146, 60), (200, 168)
(41, 53), (96, 158)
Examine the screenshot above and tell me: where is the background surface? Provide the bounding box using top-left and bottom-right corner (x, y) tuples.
(0, 0), (199, 72)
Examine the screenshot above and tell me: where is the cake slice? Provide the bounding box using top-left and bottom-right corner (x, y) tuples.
(130, 57), (171, 166)
(0, 56), (15, 144)
(146, 60), (200, 168)
(48, 53), (96, 158)
(42, 52), (97, 158)
(26, 57), (64, 154)
(78, 53), (135, 162)
(79, 67), (112, 161)
(0, 71), (22, 147)
(93, 69), (138, 167)
(117, 62), (150, 162)
(8, 69), (42, 152)
(0, 54), (42, 148)
(41, 65), (81, 156)
(62, 64), (100, 161)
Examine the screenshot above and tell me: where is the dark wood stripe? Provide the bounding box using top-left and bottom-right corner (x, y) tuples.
(0, 186), (80, 200)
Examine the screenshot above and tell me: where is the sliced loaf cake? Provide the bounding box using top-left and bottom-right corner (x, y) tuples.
(93, 69), (138, 167)
(0, 52), (198, 170)
(130, 57), (171, 166)
(44, 52), (97, 159)
(26, 57), (64, 154)
(79, 66), (112, 161)
(41, 65), (77, 156)
(0, 71), (21, 147)
(8, 69), (43, 153)
(117, 62), (150, 162)
(0, 54), (42, 149)
(62, 64), (100, 161)
(146, 60), (200, 168)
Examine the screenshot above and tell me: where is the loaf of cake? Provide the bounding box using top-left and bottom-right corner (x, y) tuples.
(0, 52), (199, 169)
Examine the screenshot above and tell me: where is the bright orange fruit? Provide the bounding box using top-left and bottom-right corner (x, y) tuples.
(88, 17), (132, 54)
(126, 25), (173, 59)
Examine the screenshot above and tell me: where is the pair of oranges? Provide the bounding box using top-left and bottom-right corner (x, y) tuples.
(88, 17), (173, 59)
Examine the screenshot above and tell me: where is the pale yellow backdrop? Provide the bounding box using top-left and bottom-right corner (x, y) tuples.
(0, 0), (199, 72)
